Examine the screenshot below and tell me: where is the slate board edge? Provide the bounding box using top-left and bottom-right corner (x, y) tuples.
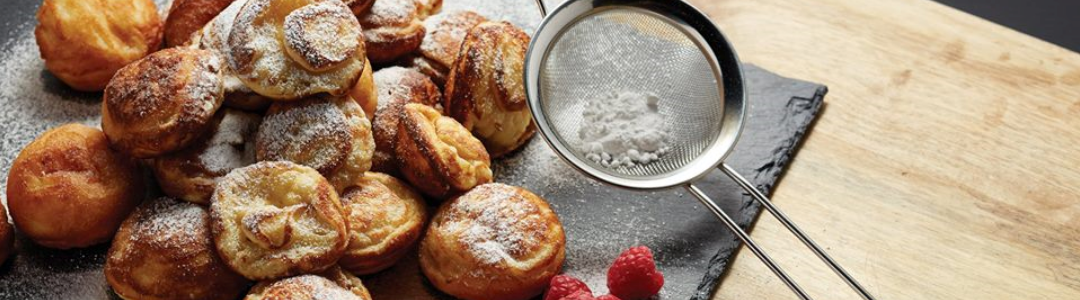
(691, 85), (828, 300)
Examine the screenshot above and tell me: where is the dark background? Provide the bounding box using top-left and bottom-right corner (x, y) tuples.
(935, 0), (1080, 51)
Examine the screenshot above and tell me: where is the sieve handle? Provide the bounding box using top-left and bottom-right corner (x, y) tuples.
(720, 163), (878, 300)
(685, 184), (813, 300)
(534, 0), (548, 17)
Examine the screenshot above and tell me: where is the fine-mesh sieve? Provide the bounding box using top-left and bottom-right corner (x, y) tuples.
(525, 1), (876, 299)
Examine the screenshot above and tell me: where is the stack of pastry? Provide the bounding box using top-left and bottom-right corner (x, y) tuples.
(5, 0), (562, 299)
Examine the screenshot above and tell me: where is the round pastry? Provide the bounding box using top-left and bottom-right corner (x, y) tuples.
(151, 108), (262, 205)
(164, 0), (236, 47)
(105, 197), (250, 300)
(101, 47), (226, 158)
(5, 124), (144, 249)
(34, 0), (162, 91)
(395, 103), (492, 200)
(357, 0), (426, 64)
(444, 21), (535, 157)
(227, 0), (366, 99)
(420, 183), (566, 300)
(245, 266), (371, 300)
(210, 161), (349, 280)
(256, 95), (375, 193)
(0, 203), (14, 265)
(412, 11), (487, 87)
(349, 59), (378, 121)
(370, 67), (443, 174)
(338, 172), (427, 275)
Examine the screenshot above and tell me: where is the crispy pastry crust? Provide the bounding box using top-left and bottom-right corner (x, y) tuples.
(151, 109), (262, 205)
(418, 11), (487, 77)
(420, 183), (566, 300)
(165, 0), (235, 47)
(394, 103), (492, 200)
(106, 198), (250, 300)
(256, 95), (374, 193)
(370, 67), (443, 174)
(5, 124), (144, 249)
(444, 21), (535, 157)
(338, 173), (427, 274)
(34, 0), (163, 91)
(210, 161), (349, 280)
(101, 48), (225, 158)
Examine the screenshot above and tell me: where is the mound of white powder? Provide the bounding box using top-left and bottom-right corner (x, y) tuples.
(579, 91), (671, 168)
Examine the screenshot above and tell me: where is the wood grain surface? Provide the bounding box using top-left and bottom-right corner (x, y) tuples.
(688, 0), (1080, 299)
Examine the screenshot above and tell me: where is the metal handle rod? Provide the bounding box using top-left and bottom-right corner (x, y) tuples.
(686, 184), (812, 300)
(720, 163), (877, 300)
(534, 0), (548, 17)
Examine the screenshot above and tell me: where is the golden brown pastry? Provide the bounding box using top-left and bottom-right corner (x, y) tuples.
(151, 109), (262, 205)
(358, 0), (426, 64)
(444, 21), (535, 157)
(165, 0), (236, 47)
(210, 161), (349, 280)
(101, 48), (225, 158)
(395, 103), (492, 200)
(5, 124), (144, 249)
(106, 197), (250, 300)
(0, 203), (13, 264)
(256, 95), (375, 193)
(370, 67), (443, 174)
(338, 172), (427, 275)
(35, 0), (162, 91)
(227, 0), (366, 99)
(192, 0), (275, 112)
(411, 11), (486, 86)
(245, 266), (372, 300)
(349, 59), (378, 120)
(420, 183), (566, 300)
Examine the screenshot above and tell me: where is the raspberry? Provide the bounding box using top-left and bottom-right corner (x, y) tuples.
(561, 291), (597, 300)
(545, 275), (592, 300)
(596, 295), (622, 300)
(606, 246), (664, 300)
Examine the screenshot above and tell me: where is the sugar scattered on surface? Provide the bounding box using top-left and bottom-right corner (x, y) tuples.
(199, 110), (261, 173)
(128, 198), (206, 249)
(578, 91), (671, 168)
(444, 184), (538, 265)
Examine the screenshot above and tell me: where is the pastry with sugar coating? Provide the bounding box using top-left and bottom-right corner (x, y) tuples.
(395, 103), (492, 200)
(338, 172), (427, 275)
(106, 197), (250, 300)
(420, 183), (566, 300)
(210, 161), (349, 280)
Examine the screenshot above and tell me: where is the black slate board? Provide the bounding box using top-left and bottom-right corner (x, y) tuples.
(0, 0), (827, 298)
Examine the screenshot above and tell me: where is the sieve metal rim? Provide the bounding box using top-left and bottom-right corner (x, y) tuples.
(524, 0), (747, 190)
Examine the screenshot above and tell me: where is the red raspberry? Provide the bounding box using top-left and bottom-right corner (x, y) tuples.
(545, 275), (592, 300)
(561, 291), (597, 300)
(596, 295), (622, 300)
(606, 246), (664, 300)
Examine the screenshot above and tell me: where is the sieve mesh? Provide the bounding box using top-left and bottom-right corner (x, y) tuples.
(537, 7), (725, 179)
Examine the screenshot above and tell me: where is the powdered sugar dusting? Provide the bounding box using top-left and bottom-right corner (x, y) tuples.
(257, 100), (350, 172)
(444, 184), (540, 265)
(128, 198), (207, 250)
(579, 91), (671, 168)
(372, 66), (415, 109)
(199, 109), (261, 173)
